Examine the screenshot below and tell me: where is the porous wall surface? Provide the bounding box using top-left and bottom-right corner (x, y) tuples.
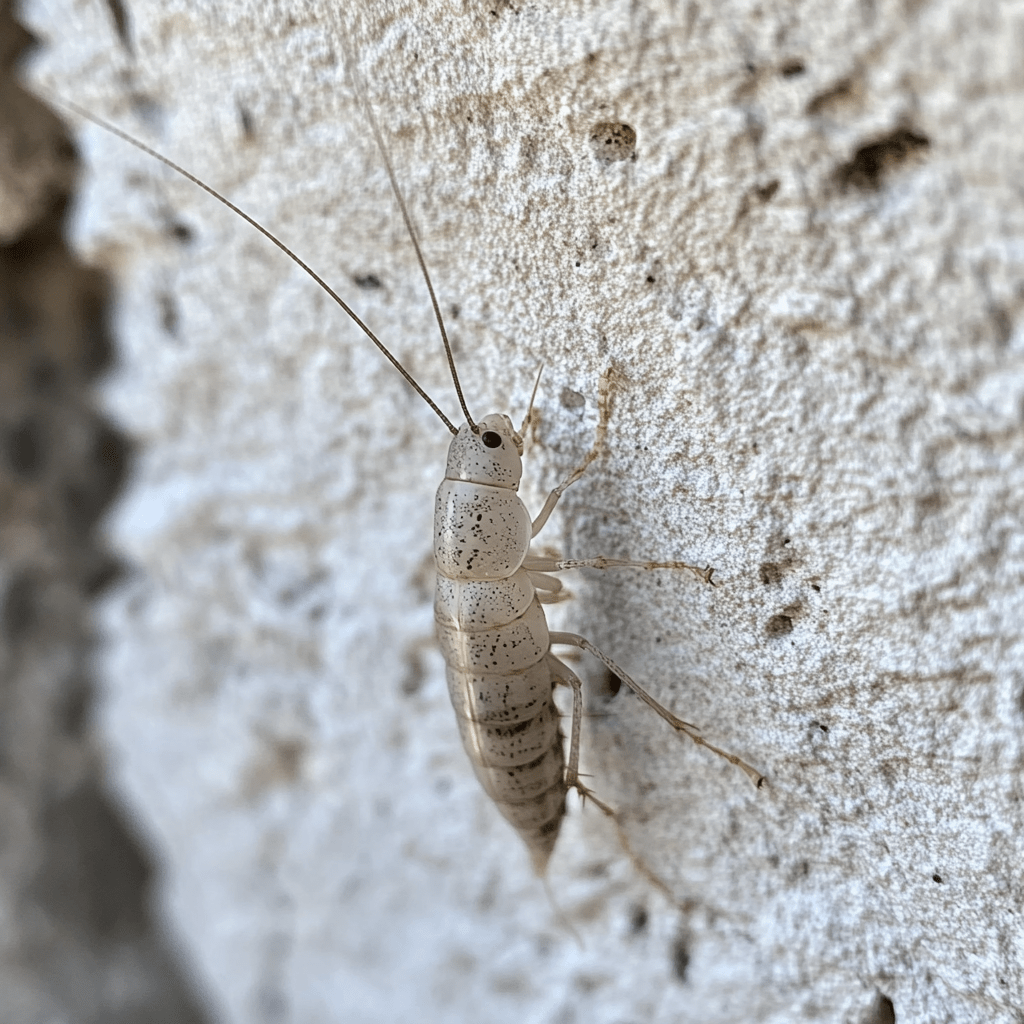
(21, 1), (1024, 1022)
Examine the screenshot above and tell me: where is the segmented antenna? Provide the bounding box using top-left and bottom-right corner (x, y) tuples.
(54, 96), (460, 436)
(339, 38), (478, 433)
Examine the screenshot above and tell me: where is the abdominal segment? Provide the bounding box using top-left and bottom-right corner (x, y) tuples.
(436, 574), (567, 871)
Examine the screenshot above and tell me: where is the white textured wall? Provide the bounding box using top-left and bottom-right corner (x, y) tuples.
(23, 1), (1024, 1021)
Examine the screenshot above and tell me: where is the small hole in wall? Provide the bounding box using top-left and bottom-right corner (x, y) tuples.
(864, 993), (896, 1024)
(834, 128), (930, 190)
(596, 666), (621, 699)
(589, 122), (637, 164)
(628, 903), (648, 934)
(103, 0), (133, 52)
(169, 221), (194, 245)
(158, 293), (178, 336)
(237, 103), (256, 141)
(765, 613), (793, 637)
(559, 387), (585, 411)
(669, 932), (690, 982)
(400, 650), (425, 697)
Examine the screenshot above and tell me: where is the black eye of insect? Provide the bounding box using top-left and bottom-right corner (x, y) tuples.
(481, 431), (502, 449)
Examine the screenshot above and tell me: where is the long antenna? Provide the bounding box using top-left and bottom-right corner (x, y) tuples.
(53, 96), (460, 436)
(340, 37), (478, 433)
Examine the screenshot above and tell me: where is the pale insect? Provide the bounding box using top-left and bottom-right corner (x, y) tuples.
(57, 64), (763, 878)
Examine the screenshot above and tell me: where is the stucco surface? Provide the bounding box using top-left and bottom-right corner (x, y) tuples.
(23, 0), (1024, 1021)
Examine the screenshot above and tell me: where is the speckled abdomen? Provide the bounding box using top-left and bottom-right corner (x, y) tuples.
(435, 499), (567, 869)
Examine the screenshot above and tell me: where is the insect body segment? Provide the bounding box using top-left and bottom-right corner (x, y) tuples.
(434, 414), (570, 870)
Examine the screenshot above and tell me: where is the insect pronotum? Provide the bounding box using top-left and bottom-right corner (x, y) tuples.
(55, 53), (764, 880)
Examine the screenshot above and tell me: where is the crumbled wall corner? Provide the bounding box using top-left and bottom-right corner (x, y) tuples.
(1, 1), (212, 1020)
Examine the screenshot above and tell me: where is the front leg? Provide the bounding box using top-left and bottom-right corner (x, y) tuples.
(531, 367), (614, 538)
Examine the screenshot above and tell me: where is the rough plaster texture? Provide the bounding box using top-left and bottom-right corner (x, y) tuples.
(22, 0), (1024, 1021)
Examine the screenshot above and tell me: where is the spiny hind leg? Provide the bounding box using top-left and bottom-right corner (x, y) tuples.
(531, 367), (615, 538)
(546, 653), (678, 901)
(549, 632), (765, 788)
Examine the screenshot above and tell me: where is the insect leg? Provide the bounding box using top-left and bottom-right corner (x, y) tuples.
(529, 571), (563, 594)
(546, 653), (682, 901)
(530, 570), (571, 605)
(547, 654), (638, 835)
(531, 367), (615, 538)
(523, 555), (716, 585)
(548, 632), (765, 788)
(545, 654), (587, 790)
